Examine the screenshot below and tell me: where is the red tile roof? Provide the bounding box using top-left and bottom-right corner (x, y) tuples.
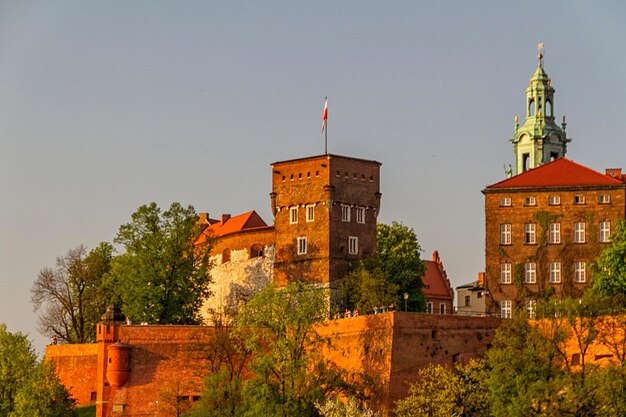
(421, 260), (454, 300)
(486, 158), (624, 189)
(196, 211), (269, 244)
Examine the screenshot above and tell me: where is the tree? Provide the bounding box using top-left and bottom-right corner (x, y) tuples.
(376, 222), (426, 312)
(111, 202), (212, 324)
(0, 324), (74, 417)
(591, 219), (626, 298)
(32, 243), (115, 343)
(394, 360), (490, 417)
(341, 260), (398, 314)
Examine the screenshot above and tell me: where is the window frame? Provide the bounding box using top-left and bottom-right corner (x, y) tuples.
(525, 223), (536, 244)
(525, 299), (536, 319)
(524, 196), (537, 206)
(355, 207), (365, 224)
(348, 236), (358, 255)
(574, 195), (586, 205)
(289, 207), (298, 224)
(600, 221), (611, 243)
(598, 194), (611, 204)
(574, 222), (586, 243)
(575, 261), (586, 283)
(500, 223), (512, 245)
(549, 222), (561, 244)
(501, 300), (512, 319)
(500, 263), (512, 284)
(297, 236), (307, 255)
(306, 205), (315, 222)
(525, 262), (537, 284)
(549, 195), (561, 205)
(341, 204), (351, 222)
(500, 197), (512, 207)
(550, 262), (561, 283)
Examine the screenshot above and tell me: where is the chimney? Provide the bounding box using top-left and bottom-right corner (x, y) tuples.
(605, 168), (622, 178)
(198, 213), (210, 224)
(432, 250), (441, 265)
(221, 214), (231, 224)
(477, 272), (485, 286)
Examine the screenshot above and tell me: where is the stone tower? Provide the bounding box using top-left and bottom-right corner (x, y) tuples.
(511, 46), (570, 175)
(270, 154), (381, 293)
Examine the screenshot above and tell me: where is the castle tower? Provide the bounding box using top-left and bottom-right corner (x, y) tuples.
(270, 154), (381, 293)
(95, 305), (125, 417)
(511, 45), (570, 175)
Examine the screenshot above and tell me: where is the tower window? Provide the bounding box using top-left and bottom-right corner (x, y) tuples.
(522, 153), (530, 172)
(306, 205), (315, 222)
(356, 207), (365, 224)
(348, 236), (358, 255)
(341, 205), (350, 222)
(551, 152), (559, 161)
(290, 207), (298, 224)
(528, 99), (535, 117)
(297, 237), (307, 255)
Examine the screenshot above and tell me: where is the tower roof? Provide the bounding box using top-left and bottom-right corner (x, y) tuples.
(486, 158), (625, 190)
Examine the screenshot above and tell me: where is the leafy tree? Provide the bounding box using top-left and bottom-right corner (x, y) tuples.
(0, 324), (74, 416)
(111, 202), (212, 324)
(340, 260), (398, 314)
(372, 222), (427, 311)
(591, 219), (626, 298)
(394, 360), (490, 417)
(315, 397), (380, 417)
(32, 243), (115, 343)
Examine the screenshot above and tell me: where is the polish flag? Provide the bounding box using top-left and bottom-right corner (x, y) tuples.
(322, 97), (328, 132)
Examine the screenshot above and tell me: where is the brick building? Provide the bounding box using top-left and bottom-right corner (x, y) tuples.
(421, 250), (454, 314)
(483, 50), (626, 316)
(195, 153), (381, 318)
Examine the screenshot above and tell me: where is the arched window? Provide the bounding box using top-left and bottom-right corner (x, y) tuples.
(546, 100), (553, 117)
(222, 248), (231, 264)
(250, 243), (263, 258)
(528, 98), (535, 117)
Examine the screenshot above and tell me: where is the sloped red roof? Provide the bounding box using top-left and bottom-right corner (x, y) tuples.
(421, 260), (454, 299)
(196, 211), (269, 244)
(487, 158), (624, 189)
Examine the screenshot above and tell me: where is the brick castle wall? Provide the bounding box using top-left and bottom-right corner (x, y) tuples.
(46, 343), (98, 406)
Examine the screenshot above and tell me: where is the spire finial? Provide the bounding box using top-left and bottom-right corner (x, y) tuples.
(537, 42), (544, 65)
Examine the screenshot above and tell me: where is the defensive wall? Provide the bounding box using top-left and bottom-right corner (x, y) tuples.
(47, 313), (501, 416)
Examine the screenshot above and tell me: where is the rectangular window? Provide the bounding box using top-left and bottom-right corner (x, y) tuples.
(290, 207), (298, 224)
(500, 263), (512, 284)
(348, 236), (358, 255)
(549, 223), (561, 244)
(575, 261), (586, 283)
(341, 205), (350, 222)
(306, 205), (315, 222)
(440, 303), (446, 314)
(465, 295), (471, 307)
(297, 236), (307, 255)
(525, 299), (536, 319)
(574, 195), (586, 205)
(500, 224), (512, 245)
(598, 194), (611, 204)
(550, 262), (561, 283)
(574, 222), (586, 243)
(525, 223), (536, 244)
(600, 221), (611, 242)
(356, 207), (365, 224)
(525, 263), (536, 283)
(501, 300), (512, 319)
(500, 197), (512, 207)
(549, 195), (561, 205)
(427, 302), (433, 314)
(524, 196), (536, 206)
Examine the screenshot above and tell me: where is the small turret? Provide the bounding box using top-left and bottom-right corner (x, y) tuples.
(106, 342), (132, 387)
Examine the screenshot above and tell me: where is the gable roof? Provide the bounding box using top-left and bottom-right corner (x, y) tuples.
(421, 251), (454, 301)
(486, 158), (624, 189)
(196, 211), (270, 244)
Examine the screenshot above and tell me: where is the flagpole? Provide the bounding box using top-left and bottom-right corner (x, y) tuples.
(325, 116), (328, 155)
(323, 96), (328, 155)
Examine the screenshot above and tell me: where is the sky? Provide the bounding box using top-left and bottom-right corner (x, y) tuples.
(2, 1), (626, 352)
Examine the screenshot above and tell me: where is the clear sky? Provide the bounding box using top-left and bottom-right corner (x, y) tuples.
(2, 1), (626, 352)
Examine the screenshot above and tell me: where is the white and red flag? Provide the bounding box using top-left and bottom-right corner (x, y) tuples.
(322, 97), (328, 132)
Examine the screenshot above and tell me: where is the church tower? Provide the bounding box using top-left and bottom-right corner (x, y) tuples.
(511, 45), (570, 175)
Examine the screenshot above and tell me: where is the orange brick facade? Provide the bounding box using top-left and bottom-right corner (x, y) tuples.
(484, 184), (626, 316)
(270, 154), (381, 287)
(46, 313), (500, 416)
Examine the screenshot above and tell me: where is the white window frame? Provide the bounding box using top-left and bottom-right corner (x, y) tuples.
(500, 197), (512, 207)
(600, 221), (611, 243)
(500, 263), (512, 284)
(550, 262), (561, 283)
(574, 195), (586, 205)
(297, 236), (307, 255)
(549, 195), (561, 205)
(525, 196), (536, 206)
(341, 204), (351, 222)
(574, 222), (586, 243)
(549, 222), (561, 244)
(525, 262), (536, 283)
(575, 262), (586, 283)
(525, 299), (536, 319)
(290, 207), (298, 224)
(501, 300), (512, 319)
(598, 194), (611, 204)
(355, 207), (365, 224)
(348, 236), (358, 255)
(306, 205), (315, 222)
(500, 224), (512, 245)
(525, 223), (536, 244)
(426, 302), (433, 314)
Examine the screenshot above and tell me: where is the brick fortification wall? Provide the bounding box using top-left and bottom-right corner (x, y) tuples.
(51, 314), (502, 416)
(46, 343), (98, 406)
